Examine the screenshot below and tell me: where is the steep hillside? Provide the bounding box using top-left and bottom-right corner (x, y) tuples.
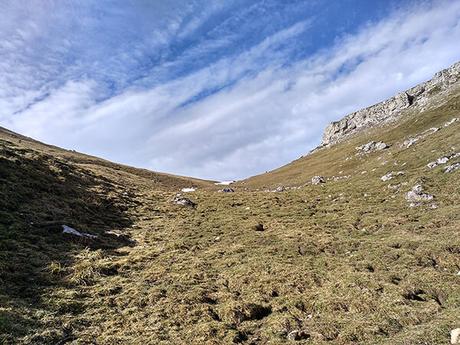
(0, 127), (214, 191)
(1, 64), (460, 344)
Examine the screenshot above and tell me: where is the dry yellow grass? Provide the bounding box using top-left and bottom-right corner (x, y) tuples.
(1, 87), (459, 344)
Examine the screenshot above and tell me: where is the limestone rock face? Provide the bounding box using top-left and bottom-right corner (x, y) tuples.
(321, 61), (460, 147)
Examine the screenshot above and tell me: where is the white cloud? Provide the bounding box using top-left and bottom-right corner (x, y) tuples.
(2, 1), (460, 180)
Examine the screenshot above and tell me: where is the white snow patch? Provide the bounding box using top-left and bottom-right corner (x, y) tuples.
(181, 187), (196, 192)
(215, 180), (235, 185)
(62, 225), (97, 239)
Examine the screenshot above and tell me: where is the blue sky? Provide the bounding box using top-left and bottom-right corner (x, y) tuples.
(1, 0), (460, 180)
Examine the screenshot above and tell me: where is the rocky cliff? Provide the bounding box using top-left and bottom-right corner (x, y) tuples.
(320, 60), (460, 147)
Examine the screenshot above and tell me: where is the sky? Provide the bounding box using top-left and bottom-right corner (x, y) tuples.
(1, 0), (460, 180)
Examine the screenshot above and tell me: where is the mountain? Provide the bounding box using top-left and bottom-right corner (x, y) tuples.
(1, 62), (460, 345)
(320, 61), (460, 147)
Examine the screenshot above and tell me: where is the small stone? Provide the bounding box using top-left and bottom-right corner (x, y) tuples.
(402, 138), (418, 148)
(444, 163), (460, 173)
(356, 141), (389, 154)
(287, 330), (310, 341)
(173, 194), (196, 207)
(221, 188), (235, 193)
(451, 328), (460, 344)
(274, 186), (285, 192)
(381, 172), (393, 181)
(437, 156), (449, 164)
(405, 184), (434, 205)
(444, 118), (458, 127)
(298, 246), (307, 255)
(311, 176), (325, 185)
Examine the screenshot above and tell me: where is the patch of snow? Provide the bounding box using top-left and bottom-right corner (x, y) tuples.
(181, 187), (196, 192)
(215, 180), (235, 185)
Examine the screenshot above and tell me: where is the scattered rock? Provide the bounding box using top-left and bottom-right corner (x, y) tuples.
(402, 127), (440, 148)
(332, 175), (351, 181)
(252, 223), (265, 232)
(311, 176), (325, 185)
(173, 194), (197, 207)
(402, 138), (418, 148)
(62, 225), (97, 239)
(274, 186), (286, 192)
(427, 152), (460, 168)
(451, 328), (460, 344)
(356, 141), (389, 154)
(444, 162), (460, 173)
(298, 245), (307, 256)
(287, 330), (311, 341)
(405, 185), (434, 207)
(221, 188), (235, 193)
(181, 187), (196, 192)
(381, 171), (404, 182)
(444, 118), (459, 127)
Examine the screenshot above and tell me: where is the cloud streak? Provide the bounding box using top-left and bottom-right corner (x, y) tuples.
(1, 0), (460, 180)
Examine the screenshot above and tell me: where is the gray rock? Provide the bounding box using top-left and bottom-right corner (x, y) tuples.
(221, 188), (235, 193)
(173, 194), (196, 207)
(311, 176), (325, 185)
(444, 162), (460, 173)
(321, 61), (460, 147)
(444, 118), (458, 127)
(428, 152), (460, 168)
(274, 186), (286, 192)
(451, 328), (460, 344)
(402, 138), (418, 148)
(381, 171), (404, 182)
(437, 156), (450, 164)
(427, 161), (438, 169)
(287, 330), (310, 341)
(356, 141), (389, 154)
(405, 185), (434, 206)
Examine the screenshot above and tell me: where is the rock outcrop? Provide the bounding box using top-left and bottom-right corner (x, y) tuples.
(321, 61), (460, 147)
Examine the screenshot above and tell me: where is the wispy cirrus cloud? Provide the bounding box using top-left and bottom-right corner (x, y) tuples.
(1, 0), (460, 180)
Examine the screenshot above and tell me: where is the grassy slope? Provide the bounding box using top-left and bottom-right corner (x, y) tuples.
(0, 86), (459, 344)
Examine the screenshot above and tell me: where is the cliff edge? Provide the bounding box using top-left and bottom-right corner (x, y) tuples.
(320, 61), (460, 147)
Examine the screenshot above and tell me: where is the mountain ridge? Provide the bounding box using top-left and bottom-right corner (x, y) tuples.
(320, 60), (460, 148)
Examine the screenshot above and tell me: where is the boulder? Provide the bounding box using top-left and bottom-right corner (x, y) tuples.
(451, 328), (460, 344)
(287, 330), (311, 341)
(311, 176), (325, 185)
(381, 171), (404, 182)
(445, 163), (460, 173)
(405, 185), (434, 207)
(356, 141), (389, 154)
(173, 194), (196, 207)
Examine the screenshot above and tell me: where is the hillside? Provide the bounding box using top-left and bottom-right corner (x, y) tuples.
(1, 63), (460, 345)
